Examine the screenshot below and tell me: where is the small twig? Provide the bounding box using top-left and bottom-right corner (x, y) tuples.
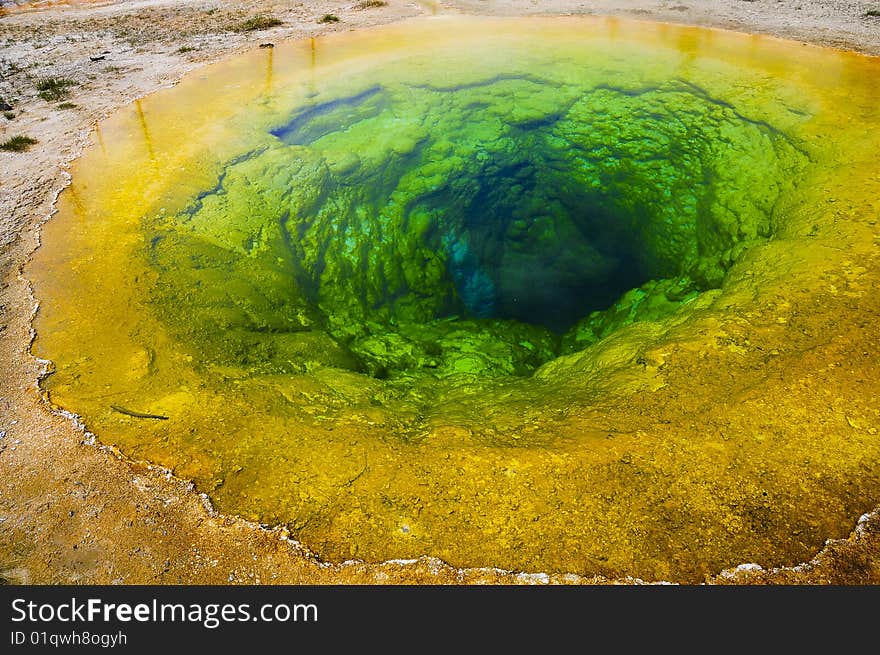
(342, 456), (369, 487)
(110, 405), (169, 420)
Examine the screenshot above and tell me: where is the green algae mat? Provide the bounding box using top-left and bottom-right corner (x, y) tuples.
(29, 16), (880, 582)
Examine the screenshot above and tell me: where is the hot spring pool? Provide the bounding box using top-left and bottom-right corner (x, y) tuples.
(29, 16), (880, 581)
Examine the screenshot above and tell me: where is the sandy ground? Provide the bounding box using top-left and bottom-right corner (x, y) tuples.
(1, 0), (879, 584)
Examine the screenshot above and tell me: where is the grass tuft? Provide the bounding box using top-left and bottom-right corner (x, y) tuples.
(234, 15), (283, 32)
(0, 135), (38, 152)
(356, 1), (387, 8)
(866, 10), (880, 17)
(36, 77), (76, 102)
(3, 111), (14, 121)
(318, 14), (340, 24)
(57, 102), (77, 110)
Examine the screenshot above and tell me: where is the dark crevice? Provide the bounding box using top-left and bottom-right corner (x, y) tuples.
(410, 72), (559, 93)
(271, 85), (385, 145)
